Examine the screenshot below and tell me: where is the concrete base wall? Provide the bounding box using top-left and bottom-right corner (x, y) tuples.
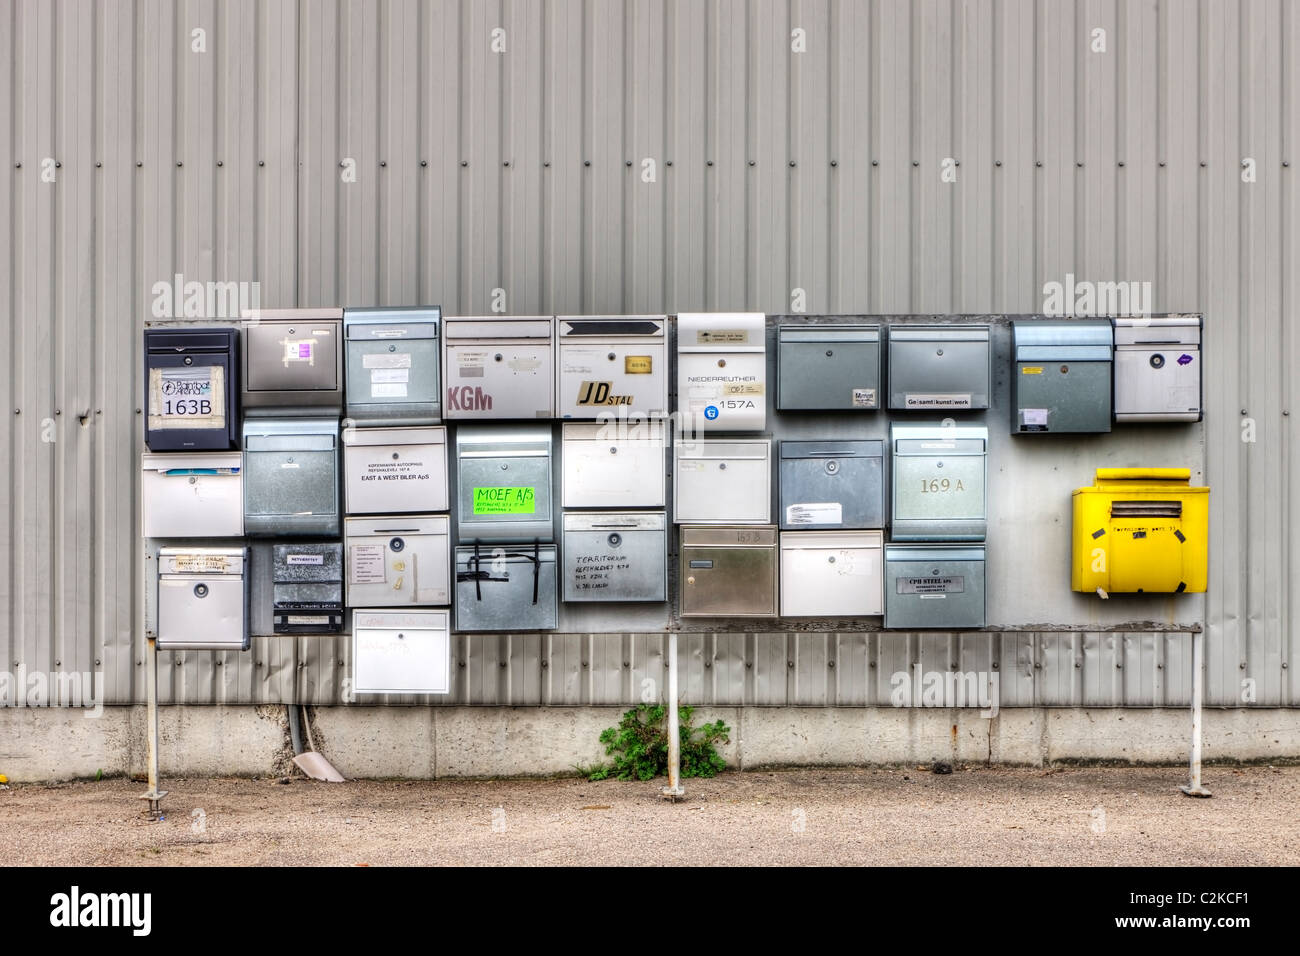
(1, 706), (1298, 783)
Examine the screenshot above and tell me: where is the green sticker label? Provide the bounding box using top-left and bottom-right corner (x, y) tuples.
(473, 486), (536, 515)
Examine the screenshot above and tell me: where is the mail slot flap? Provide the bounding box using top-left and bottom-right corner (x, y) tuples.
(443, 317), (553, 340)
(142, 451), (242, 474)
(242, 308), (344, 320)
(354, 608), (449, 631)
(891, 424), (988, 444)
(1016, 344), (1113, 362)
(894, 438), (986, 456)
(146, 329), (238, 352)
(563, 512), (665, 532)
(561, 421), (665, 444)
(676, 312), (766, 352)
(1013, 319), (1113, 353)
(343, 425), (446, 448)
(778, 325), (880, 344)
(889, 326), (989, 344)
(885, 545), (986, 564)
(779, 440), (882, 460)
(1094, 467), (1193, 484)
(244, 432), (337, 452)
(679, 526), (777, 548)
(273, 543), (343, 581)
(558, 315), (666, 338)
(344, 306), (440, 340)
(159, 547), (247, 575)
(344, 514), (449, 538)
(456, 427), (552, 458)
(1113, 317), (1201, 346)
(1110, 500), (1183, 517)
(676, 440), (770, 461)
(781, 530), (882, 552)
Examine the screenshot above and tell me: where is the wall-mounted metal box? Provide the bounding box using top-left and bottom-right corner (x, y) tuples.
(157, 547), (249, 650)
(673, 439), (771, 524)
(561, 421), (665, 509)
(777, 323), (881, 411)
(1012, 319), (1113, 433)
(676, 312), (767, 432)
(456, 426), (554, 543)
(272, 543), (344, 633)
(562, 512), (666, 602)
(679, 526), (778, 618)
(442, 315), (554, 419)
(240, 308), (343, 414)
(141, 452), (244, 538)
(884, 544), (986, 629)
(352, 609), (450, 695)
(890, 425), (987, 541)
(778, 440), (884, 530)
(144, 328), (239, 451)
(1072, 468), (1209, 594)
(242, 418), (340, 536)
(887, 325), (991, 410)
(1113, 317), (1203, 422)
(343, 425), (448, 515)
(455, 543), (558, 631)
(344, 306), (441, 425)
(779, 531), (883, 617)
(556, 315), (668, 419)
(345, 515), (451, 607)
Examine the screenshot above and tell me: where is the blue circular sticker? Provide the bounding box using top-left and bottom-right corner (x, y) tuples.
(704, 405), (719, 420)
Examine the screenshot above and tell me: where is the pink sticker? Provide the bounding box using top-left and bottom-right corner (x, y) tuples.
(298, 343), (312, 359)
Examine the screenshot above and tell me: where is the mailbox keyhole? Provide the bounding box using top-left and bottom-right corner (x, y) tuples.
(390, 537), (405, 552)
(608, 533), (622, 547)
(932, 568), (941, 575)
(183, 356), (193, 366)
(388, 344), (397, 352)
(607, 352), (616, 361)
(609, 447), (617, 455)
(1150, 353), (1166, 369)
(717, 359), (726, 368)
(397, 632), (405, 640)
(193, 584), (209, 598)
(718, 462), (727, 470)
(392, 452), (400, 460)
(500, 463), (508, 471)
(188, 476), (197, 485)
(825, 349), (834, 357)
(936, 461), (944, 468)
(1060, 365), (1069, 374)
(825, 460), (839, 475)
(828, 556), (836, 564)
(494, 353), (504, 362)
(288, 328), (295, 335)
(936, 348), (944, 356)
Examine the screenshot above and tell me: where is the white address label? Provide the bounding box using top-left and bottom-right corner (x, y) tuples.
(785, 502), (843, 526)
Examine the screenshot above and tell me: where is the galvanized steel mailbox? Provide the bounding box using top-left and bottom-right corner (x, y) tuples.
(888, 325), (991, 410)
(778, 439), (884, 530)
(144, 328), (239, 451)
(562, 512), (667, 602)
(673, 438), (771, 524)
(272, 542), (344, 633)
(1113, 317), (1203, 422)
(156, 546), (249, 650)
(455, 542), (558, 631)
(561, 421), (665, 509)
(343, 425), (449, 515)
(556, 315), (668, 419)
(352, 609), (451, 695)
(442, 315), (555, 419)
(456, 426), (554, 542)
(1012, 319), (1114, 433)
(676, 312), (767, 432)
(679, 526), (778, 618)
(141, 452), (244, 538)
(242, 418), (340, 536)
(344, 515), (451, 607)
(344, 306), (442, 425)
(890, 424), (987, 541)
(884, 544), (986, 629)
(779, 530), (883, 618)
(777, 323), (881, 411)
(240, 308), (343, 414)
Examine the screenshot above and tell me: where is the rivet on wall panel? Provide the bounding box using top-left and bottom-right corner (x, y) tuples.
(829, 159), (836, 166)
(625, 160), (632, 167)
(461, 160), (467, 167)
(55, 161), (61, 168)
(706, 160), (713, 166)
(912, 160), (919, 167)
(258, 160), (264, 166)
(789, 160), (796, 167)
(1118, 160), (1125, 167)
(95, 161), (102, 168)
(1035, 160), (1042, 167)
(216, 160), (223, 167)
(584, 160), (591, 166)
(871, 159), (878, 166)
(1159, 161), (1166, 167)
(503, 160), (510, 167)
(749, 160), (756, 166)
(543, 161), (550, 167)
(13, 162), (19, 168)
(176, 160), (183, 167)
(136, 161), (142, 167)
(1200, 161), (1206, 167)
(1076, 161), (1083, 167)
(420, 160), (427, 166)
(994, 160), (1001, 166)
(380, 160), (386, 167)
(665, 160), (672, 166)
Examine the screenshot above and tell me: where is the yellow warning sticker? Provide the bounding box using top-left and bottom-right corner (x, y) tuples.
(1021, 366), (1044, 374)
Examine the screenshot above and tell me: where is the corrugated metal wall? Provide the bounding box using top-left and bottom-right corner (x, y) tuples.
(1, 0), (1294, 707)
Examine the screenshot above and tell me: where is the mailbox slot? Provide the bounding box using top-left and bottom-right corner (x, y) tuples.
(884, 544), (986, 629)
(456, 426), (554, 542)
(344, 306), (441, 425)
(344, 515), (451, 607)
(272, 543), (344, 633)
(144, 328), (239, 451)
(778, 439), (884, 530)
(556, 315), (668, 419)
(561, 421), (665, 509)
(679, 526), (778, 618)
(141, 452), (244, 538)
(779, 530), (883, 617)
(352, 609), (450, 695)
(777, 323), (881, 410)
(890, 425), (988, 541)
(454, 542), (558, 632)
(242, 418), (340, 536)
(442, 315), (555, 419)
(240, 308), (343, 414)
(673, 439), (771, 524)
(675, 312), (767, 432)
(1113, 317), (1202, 422)
(888, 325), (991, 410)
(1012, 319), (1114, 433)
(562, 512), (666, 602)
(343, 425), (448, 515)
(157, 547), (249, 650)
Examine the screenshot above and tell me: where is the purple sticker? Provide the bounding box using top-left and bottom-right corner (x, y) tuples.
(1177, 353), (1193, 365)
(298, 343), (312, 358)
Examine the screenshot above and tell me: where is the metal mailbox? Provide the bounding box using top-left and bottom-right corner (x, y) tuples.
(141, 452), (243, 538)
(890, 425), (987, 541)
(887, 325), (991, 410)
(673, 439), (771, 524)
(884, 544), (986, 629)
(240, 308), (343, 414)
(156, 546), (249, 650)
(272, 543), (344, 634)
(561, 421), (665, 509)
(562, 512), (666, 602)
(344, 515), (451, 607)
(343, 425), (448, 515)
(1113, 317), (1203, 422)
(679, 526), (778, 618)
(1072, 468), (1209, 594)
(777, 323), (881, 411)
(676, 312), (767, 432)
(144, 328), (239, 451)
(556, 315), (668, 419)
(352, 609), (451, 695)
(779, 531), (883, 618)
(442, 315), (554, 419)
(242, 418), (340, 536)
(1012, 319), (1113, 433)
(456, 426), (553, 543)
(344, 306), (442, 425)
(778, 440), (884, 530)
(455, 543), (558, 632)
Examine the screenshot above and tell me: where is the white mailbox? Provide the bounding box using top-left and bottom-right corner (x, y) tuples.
(779, 531), (883, 618)
(156, 547), (249, 650)
(345, 515), (451, 607)
(1113, 317), (1203, 422)
(343, 426), (448, 515)
(676, 312), (767, 432)
(556, 315), (668, 419)
(561, 421), (665, 509)
(673, 439), (771, 524)
(442, 315), (554, 419)
(141, 452), (244, 538)
(352, 609), (451, 695)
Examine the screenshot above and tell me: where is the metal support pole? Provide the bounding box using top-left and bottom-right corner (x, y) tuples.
(139, 635), (168, 816)
(1180, 629), (1212, 798)
(661, 632), (684, 801)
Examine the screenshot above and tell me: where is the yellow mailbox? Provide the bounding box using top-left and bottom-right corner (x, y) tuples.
(1072, 468), (1209, 594)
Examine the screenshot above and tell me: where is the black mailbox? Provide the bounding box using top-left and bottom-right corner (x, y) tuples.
(144, 328), (240, 451)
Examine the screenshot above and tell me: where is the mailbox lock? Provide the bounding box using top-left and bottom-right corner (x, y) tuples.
(607, 352), (616, 361)
(936, 348), (944, 356)
(717, 359), (726, 368)
(388, 344), (397, 352)
(687, 576), (696, 586)
(1060, 365), (1069, 373)
(1150, 353), (1166, 369)
(288, 328), (295, 335)
(936, 461), (943, 468)
(494, 353), (503, 362)
(825, 460), (839, 475)
(390, 537), (405, 552)
(183, 356), (193, 366)
(500, 462), (509, 470)
(932, 568), (940, 575)
(193, 583), (209, 598)
(396, 632), (404, 640)
(392, 452), (399, 460)
(188, 476), (197, 485)
(825, 349), (833, 357)
(609, 446), (617, 455)
(607, 533), (622, 547)
(718, 462), (726, 470)
(827, 555), (836, 564)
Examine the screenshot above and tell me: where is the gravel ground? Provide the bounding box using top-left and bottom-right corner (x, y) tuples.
(3, 765), (1297, 866)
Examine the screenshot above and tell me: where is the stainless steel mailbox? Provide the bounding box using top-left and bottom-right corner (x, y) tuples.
(455, 542), (558, 631)
(673, 439), (771, 524)
(343, 425), (449, 515)
(779, 531), (883, 617)
(352, 609), (451, 695)
(561, 421), (665, 509)
(778, 440), (883, 530)
(887, 325), (991, 410)
(679, 526), (778, 618)
(344, 306), (441, 425)
(1113, 317), (1202, 422)
(890, 425), (987, 541)
(344, 515), (451, 607)
(777, 323), (881, 410)
(157, 547), (249, 650)
(144, 328), (239, 451)
(676, 312), (767, 432)
(442, 315), (554, 419)
(1012, 319), (1114, 433)
(272, 543), (344, 633)
(556, 315), (668, 419)
(456, 426), (554, 542)
(242, 418), (340, 536)
(141, 452), (244, 538)
(562, 512), (666, 602)
(240, 308), (343, 414)
(884, 544), (986, 629)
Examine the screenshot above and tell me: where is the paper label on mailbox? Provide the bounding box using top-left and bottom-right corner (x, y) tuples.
(625, 355), (652, 374)
(1021, 408), (1049, 429)
(282, 338), (316, 365)
(148, 366), (226, 431)
(286, 554), (325, 566)
(371, 383), (409, 398)
(370, 368), (410, 384)
(851, 388), (876, 408)
(171, 553), (231, 573)
(695, 330), (748, 345)
(898, 576), (964, 595)
(358, 455), (432, 483)
(286, 615), (330, 624)
(363, 353), (413, 369)
(904, 393), (972, 408)
(785, 502), (843, 526)
(473, 486), (536, 514)
(350, 545), (387, 585)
